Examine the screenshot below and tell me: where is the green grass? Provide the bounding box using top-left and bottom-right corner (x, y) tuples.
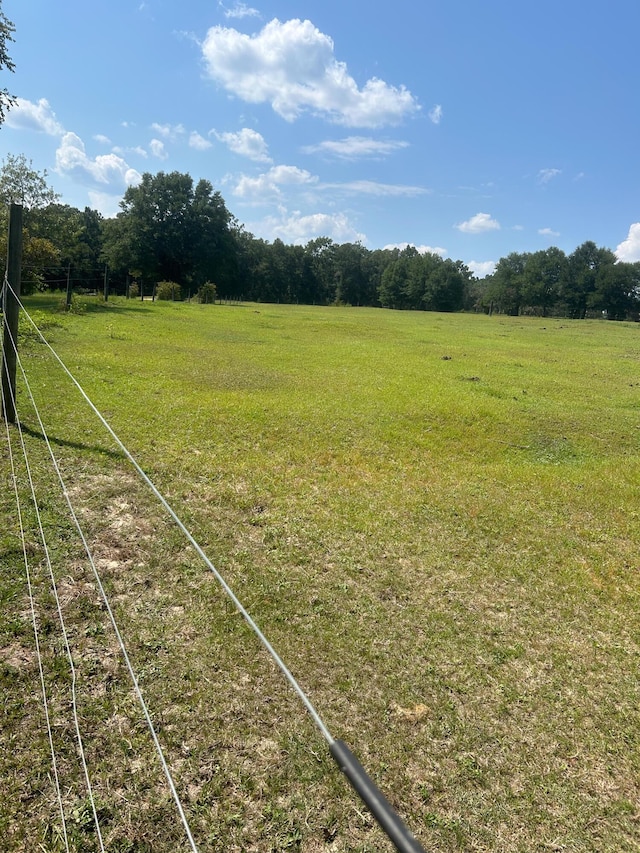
(1, 294), (639, 852)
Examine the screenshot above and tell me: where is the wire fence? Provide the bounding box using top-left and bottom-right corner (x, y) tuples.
(1, 281), (427, 853)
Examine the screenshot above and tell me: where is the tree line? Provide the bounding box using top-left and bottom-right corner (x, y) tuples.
(1, 155), (639, 319)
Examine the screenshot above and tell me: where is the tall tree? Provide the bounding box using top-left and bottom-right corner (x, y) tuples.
(522, 247), (567, 316)
(0, 156), (61, 292)
(104, 171), (236, 293)
(0, 154), (60, 209)
(564, 241), (616, 319)
(0, 2), (15, 125)
(378, 246), (416, 309)
(486, 252), (528, 315)
(590, 262), (640, 319)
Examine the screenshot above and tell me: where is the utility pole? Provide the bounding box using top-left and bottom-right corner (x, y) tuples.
(1, 204), (24, 424)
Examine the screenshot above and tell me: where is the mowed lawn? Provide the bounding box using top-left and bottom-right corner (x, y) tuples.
(1, 295), (639, 852)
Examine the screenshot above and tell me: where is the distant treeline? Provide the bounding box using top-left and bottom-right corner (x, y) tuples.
(3, 165), (639, 319)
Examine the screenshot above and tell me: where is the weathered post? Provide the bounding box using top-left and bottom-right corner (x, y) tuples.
(103, 263), (109, 301)
(1, 203), (23, 423)
(65, 261), (72, 310)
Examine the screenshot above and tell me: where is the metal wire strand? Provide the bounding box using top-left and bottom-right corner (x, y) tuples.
(1, 328), (106, 853)
(2, 377), (71, 853)
(3, 314), (200, 853)
(12, 284), (335, 746)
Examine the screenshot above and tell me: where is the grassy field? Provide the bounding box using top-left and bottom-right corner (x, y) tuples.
(1, 294), (639, 852)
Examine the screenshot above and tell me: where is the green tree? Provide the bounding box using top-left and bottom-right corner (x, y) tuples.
(486, 252), (528, 315)
(425, 258), (468, 312)
(0, 3), (15, 125)
(0, 154), (59, 209)
(589, 262), (640, 319)
(304, 237), (337, 304)
(0, 156), (62, 292)
(521, 247), (567, 316)
(104, 171), (236, 294)
(378, 246), (416, 309)
(564, 241), (616, 318)
(333, 242), (373, 306)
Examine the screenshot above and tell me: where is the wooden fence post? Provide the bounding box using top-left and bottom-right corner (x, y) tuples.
(1, 203), (23, 423)
(66, 261), (72, 310)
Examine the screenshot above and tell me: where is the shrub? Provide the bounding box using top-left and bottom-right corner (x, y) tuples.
(156, 281), (182, 301)
(128, 283), (139, 299)
(198, 282), (217, 304)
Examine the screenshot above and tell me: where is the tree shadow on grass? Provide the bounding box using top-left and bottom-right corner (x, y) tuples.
(18, 422), (126, 462)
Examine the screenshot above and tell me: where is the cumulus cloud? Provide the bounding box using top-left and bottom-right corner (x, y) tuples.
(467, 260), (496, 278)
(615, 222), (640, 262)
(88, 191), (124, 218)
(384, 242), (447, 256)
(234, 164), (318, 199)
(259, 211), (366, 244)
(428, 104), (443, 124)
(302, 136), (409, 159)
(538, 227), (560, 237)
(5, 97), (64, 136)
(456, 212), (500, 234)
(215, 128), (272, 162)
(189, 131), (213, 151)
(201, 18), (419, 127)
(538, 168), (561, 184)
(56, 132), (142, 189)
(149, 138), (168, 159)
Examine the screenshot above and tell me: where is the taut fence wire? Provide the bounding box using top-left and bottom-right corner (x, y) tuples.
(1, 281), (427, 853)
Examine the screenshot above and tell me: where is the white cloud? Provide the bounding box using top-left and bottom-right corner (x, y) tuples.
(55, 132), (142, 189)
(88, 191), (123, 218)
(260, 211), (366, 244)
(215, 128), (272, 162)
(538, 168), (561, 184)
(303, 136), (409, 159)
(201, 18), (419, 127)
(5, 97), (64, 136)
(113, 144), (148, 158)
(150, 122), (185, 140)
(428, 104), (443, 124)
(189, 131), (213, 151)
(615, 222), (640, 262)
(234, 164), (318, 199)
(219, 1), (261, 19)
(467, 260), (496, 278)
(325, 180), (427, 197)
(93, 134), (111, 145)
(384, 242), (447, 256)
(149, 138), (168, 159)
(538, 227), (560, 237)
(456, 212), (500, 233)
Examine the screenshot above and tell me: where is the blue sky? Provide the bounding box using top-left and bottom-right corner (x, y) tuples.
(3, 0), (640, 277)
